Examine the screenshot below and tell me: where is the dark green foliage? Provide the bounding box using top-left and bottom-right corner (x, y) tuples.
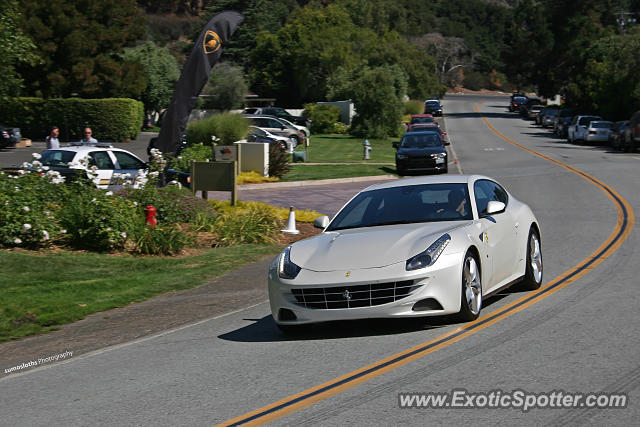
(203, 62), (249, 111)
(268, 143), (290, 179)
(0, 97), (144, 141)
(121, 42), (180, 116)
(17, 0), (147, 99)
(0, 0), (39, 100)
(186, 113), (249, 146)
(349, 67), (405, 139)
(119, 185), (217, 225)
(303, 104), (341, 134)
(404, 100), (424, 115)
(463, 70), (490, 91)
(169, 144), (214, 172)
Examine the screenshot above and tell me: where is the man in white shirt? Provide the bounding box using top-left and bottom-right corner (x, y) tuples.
(80, 127), (98, 144)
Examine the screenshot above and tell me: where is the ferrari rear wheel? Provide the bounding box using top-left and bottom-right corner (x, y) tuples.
(521, 228), (543, 290)
(458, 252), (482, 321)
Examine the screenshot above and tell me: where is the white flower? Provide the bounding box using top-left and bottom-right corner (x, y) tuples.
(91, 198), (97, 203)
(31, 160), (42, 168)
(22, 223), (32, 232)
(13, 238), (22, 244)
(42, 230), (49, 241)
(60, 229), (67, 234)
(149, 171), (159, 178)
(42, 166), (50, 171)
(32, 153), (42, 159)
(106, 227), (112, 232)
(44, 211), (51, 217)
(120, 232), (127, 239)
(133, 201), (138, 206)
(105, 191), (113, 196)
(90, 165), (98, 171)
(23, 206), (30, 212)
(4, 201), (8, 206)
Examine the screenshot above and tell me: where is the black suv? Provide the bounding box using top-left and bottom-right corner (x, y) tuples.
(0, 125), (21, 148)
(241, 107), (310, 128)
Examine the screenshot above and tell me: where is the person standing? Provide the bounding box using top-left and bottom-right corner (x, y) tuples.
(45, 126), (60, 149)
(79, 127), (97, 144)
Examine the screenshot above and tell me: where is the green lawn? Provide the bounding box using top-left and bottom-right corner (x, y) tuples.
(293, 134), (397, 163)
(0, 244), (281, 341)
(281, 164), (396, 181)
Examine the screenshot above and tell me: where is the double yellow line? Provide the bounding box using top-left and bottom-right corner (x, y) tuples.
(216, 104), (635, 426)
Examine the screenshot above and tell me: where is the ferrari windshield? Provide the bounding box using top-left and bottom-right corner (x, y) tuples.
(327, 183), (472, 231)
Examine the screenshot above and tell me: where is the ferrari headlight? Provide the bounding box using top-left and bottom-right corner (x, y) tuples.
(278, 246), (301, 279)
(406, 234), (451, 271)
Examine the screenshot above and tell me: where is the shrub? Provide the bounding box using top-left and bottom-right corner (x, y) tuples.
(237, 171), (279, 184)
(268, 144), (290, 178)
(463, 71), (490, 91)
(209, 200), (324, 224)
(214, 205), (281, 246)
(131, 225), (193, 255)
(0, 97), (144, 141)
(57, 185), (139, 252)
(119, 185), (217, 225)
(303, 103), (341, 134)
(186, 113), (249, 145)
(169, 144), (214, 172)
(0, 170), (67, 248)
(404, 100), (424, 115)
(331, 122), (349, 134)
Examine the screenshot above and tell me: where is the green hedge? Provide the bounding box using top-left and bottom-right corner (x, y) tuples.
(303, 103), (341, 134)
(0, 97), (144, 142)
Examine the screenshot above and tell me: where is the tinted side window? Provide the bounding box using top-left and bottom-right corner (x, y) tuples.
(474, 180), (508, 215)
(113, 151), (145, 170)
(88, 151), (114, 169)
(268, 119), (283, 128)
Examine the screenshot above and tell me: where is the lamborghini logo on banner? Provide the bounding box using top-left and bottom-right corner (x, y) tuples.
(203, 30), (222, 54)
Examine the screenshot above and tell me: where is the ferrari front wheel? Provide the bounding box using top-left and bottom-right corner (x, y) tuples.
(521, 228), (543, 290)
(457, 252), (482, 321)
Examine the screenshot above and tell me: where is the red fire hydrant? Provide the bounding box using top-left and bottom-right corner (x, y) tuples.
(145, 205), (157, 227)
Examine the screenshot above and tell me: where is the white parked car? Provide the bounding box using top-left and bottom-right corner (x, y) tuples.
(39, 143), (148, 189)
(567, 115), (602, 143)
(268, 175), (543, 332)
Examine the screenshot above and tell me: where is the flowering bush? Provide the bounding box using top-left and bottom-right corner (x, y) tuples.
(57, 183), (140, 251)
(0, 167), (67, 248)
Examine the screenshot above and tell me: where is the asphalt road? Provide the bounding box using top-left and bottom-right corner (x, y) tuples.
(1, 95), (638, 426)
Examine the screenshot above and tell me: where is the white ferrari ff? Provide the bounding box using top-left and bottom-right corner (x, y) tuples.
(268, 175), (543, 332)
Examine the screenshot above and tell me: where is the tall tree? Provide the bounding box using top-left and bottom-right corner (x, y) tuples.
(18, 0), (147, 98)
(121, 41), (180, 117)
(0, 0), (39, 100)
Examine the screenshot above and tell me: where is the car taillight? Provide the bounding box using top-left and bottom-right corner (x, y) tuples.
(1, 131), (8, 138)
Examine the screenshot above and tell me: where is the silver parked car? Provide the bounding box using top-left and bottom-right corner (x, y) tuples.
(584, 121), (613, 144)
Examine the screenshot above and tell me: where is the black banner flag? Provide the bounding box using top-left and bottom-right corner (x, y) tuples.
(156, 11), (244, 154)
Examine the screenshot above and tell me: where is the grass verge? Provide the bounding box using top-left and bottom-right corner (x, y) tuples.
(294, 134), (397, 163)
(0, 244), (280, 341)
(282, 164), (396, 181)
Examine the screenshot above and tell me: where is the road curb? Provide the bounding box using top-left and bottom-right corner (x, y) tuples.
(239, 175), (398, 190)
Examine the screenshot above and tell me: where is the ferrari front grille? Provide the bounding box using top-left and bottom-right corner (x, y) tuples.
(290, 281), (418, 309)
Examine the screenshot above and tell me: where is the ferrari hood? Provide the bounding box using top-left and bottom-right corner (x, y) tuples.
(289, 221), (469, 271)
